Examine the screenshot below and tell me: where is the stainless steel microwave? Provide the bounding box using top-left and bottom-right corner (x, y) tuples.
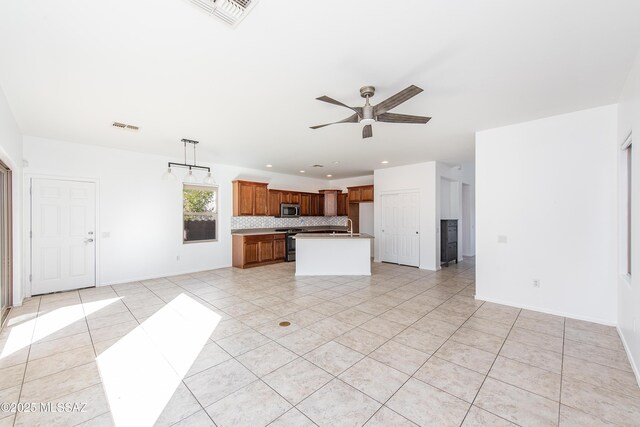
(280, 203), (300, 218)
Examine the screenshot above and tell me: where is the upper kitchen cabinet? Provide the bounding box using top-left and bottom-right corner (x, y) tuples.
(348, 185), (374, 203)
(320, 190), (340, 216)
(268, 190), (282, 216)
(300, 193), (311, 216)
(233, 180), (269, 216)
(337, 193), (348, 216)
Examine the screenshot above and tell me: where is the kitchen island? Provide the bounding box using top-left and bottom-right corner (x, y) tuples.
(294, 233), (374, 276)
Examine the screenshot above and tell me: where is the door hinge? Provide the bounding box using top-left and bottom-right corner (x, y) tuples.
(29, 230), (32, 238)
(29, 274), (32, 282)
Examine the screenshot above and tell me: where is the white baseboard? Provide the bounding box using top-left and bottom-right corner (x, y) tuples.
(617, 326), (640, 388)
(474, 294), (617, 326)
(100, 264), (233, 287)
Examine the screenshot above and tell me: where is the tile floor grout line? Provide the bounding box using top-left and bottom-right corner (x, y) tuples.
(457, 303), (521, 427)
(358, 275), (487, 426)
(139, 278), (219, 426)
(8, 260), (638, 426)
(11, 295), (41, 427)
(557, 315), (566, 425)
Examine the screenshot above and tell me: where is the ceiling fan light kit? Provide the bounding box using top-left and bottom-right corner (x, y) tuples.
(163, 138), (216, 185)
(311, 85), (431, 139)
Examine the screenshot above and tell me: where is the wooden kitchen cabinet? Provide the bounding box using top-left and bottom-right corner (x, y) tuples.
(310, 194), (320, 216)
(319, 190), (338, 216)
(361, 185), (374, 202)
(233, 180), (269, 216)
(300, 193), (311, 216)
(268, 190), (282, 216)
(254, 185), (269, 215)
(349, 187), (361, 202)
(232, 233), (286, 268)
(348, 185), (374, 203)
(274, 237), (286, 259)
(337, 193), (348, 216)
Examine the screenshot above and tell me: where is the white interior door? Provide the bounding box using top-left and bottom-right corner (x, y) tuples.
(380, 192), (420, 267)
(398, 192), (420, 267)
(31, 178), (96, 295)
(380, 194), (398, 263)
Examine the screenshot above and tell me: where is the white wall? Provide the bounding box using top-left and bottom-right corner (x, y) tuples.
(0, 85), (23, 305)
(617, 49), (640, 382)
(22, 136), (331, 291)
(476, 104), (618, 324)
(374, 162), (438, 270)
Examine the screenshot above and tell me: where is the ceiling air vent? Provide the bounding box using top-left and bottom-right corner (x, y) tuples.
(188, 0), (259, 27)
(112, 122), (140, 132)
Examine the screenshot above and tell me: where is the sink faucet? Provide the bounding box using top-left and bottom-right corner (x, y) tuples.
(346, 218), (353, 237)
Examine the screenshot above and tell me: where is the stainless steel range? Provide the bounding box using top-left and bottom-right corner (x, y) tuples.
(275, 228), (304, 262)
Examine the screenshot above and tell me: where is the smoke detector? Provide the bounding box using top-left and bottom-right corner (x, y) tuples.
(112, 122), (140, 132)
(188, 0), (260, 27)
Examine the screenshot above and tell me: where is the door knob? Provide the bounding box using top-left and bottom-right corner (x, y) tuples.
(84, 238), (94, 243)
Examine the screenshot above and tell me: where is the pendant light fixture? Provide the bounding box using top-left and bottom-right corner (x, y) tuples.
(163, 138), (215, 185)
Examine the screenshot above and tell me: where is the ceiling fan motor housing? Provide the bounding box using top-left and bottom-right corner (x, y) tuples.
(360, 86), (376, 98)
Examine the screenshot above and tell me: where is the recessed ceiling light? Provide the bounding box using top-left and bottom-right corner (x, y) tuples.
(299, 170), (305, 173)
(333, 161), (340, 165)
(381, 160), (389, 164)
(266, 164), (273, 168)
(326, 174), (333, 178)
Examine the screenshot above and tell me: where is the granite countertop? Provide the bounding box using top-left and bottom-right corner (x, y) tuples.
(294, 232), (374, 239)
(231, 226), (348, 236)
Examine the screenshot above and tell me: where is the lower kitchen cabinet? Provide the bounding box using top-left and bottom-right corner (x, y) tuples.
(232, 233), (286, 268)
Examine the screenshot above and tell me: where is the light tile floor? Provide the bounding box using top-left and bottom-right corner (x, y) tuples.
(1, 259), (639, 426)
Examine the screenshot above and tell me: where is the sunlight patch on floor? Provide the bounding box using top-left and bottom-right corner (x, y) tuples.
(0, 297), (121, 360)
(97, 293), (221, 426)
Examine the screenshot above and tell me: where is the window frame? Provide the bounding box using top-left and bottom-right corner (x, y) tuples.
(182, 183), (219, 244)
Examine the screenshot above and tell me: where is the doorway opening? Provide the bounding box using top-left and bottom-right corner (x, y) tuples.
(461, 183), (474, 257)
(0, 161), (12, 325)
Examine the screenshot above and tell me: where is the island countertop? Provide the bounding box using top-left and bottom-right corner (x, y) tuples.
(293, 233), (374, 239)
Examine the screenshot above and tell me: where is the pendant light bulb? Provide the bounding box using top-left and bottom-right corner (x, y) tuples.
(162, 167), (177, 181)
(184, 169), (196, 183)
(202, 171), (215, 185)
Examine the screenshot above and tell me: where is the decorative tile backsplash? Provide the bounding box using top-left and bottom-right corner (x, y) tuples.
(231, 216), (348, 230)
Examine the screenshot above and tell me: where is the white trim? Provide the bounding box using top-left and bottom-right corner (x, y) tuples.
(103, 264), (232, 286)
(617, 326), (640, 388)
(24, 174), (100, 297)
(474, 294), (617, 326)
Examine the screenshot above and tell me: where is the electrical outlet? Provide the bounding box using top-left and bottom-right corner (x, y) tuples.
(533, 279), (540, 288)
(176, 255), (180, 261)
(497, 235), (508, 243)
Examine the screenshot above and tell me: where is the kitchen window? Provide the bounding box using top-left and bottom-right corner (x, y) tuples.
(183, 184), (218, 243)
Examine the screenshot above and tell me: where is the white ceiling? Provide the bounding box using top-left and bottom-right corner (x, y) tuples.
(1, 0), (639, 179)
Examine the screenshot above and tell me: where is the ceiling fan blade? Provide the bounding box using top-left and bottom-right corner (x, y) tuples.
(377, 112), (431, 124)
(374, 85), (423, 115)
(363, 124), (373, 139)
(310, 113), (359, 129)
(316, 96), (362, 116)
